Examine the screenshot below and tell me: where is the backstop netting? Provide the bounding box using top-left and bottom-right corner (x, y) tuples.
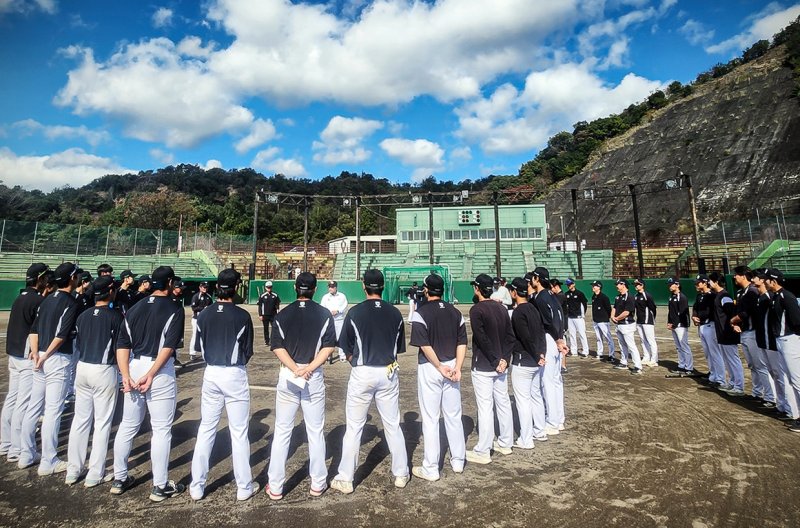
(382, 265), (453, 304)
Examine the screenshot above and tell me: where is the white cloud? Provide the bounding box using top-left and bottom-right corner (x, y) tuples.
(266, 158), (307, 178)
(312, 116), (383, 165)
(152, 7), (173, 28)
(149, 148), (174, 165)
(0, 0), (57, 16)
(0, 147), (131, 191)
(11, 118), (110, 147)
(706, 3), (800, 55)
(203, 159), (223, 170)
(251, 146), (281, 170)
(450, 146), (472, 162)
(679, 19), (715, 46)
(234, 118), (277, 154)
(380, 137), (444, 181)
(456, 63), (663, 155)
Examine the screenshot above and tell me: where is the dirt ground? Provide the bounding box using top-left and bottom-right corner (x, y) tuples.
(0, 302), (798, 528)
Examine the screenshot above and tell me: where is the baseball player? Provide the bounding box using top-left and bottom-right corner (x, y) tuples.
(320, 280), (348, 363)
(96, 264), (113, 278)
(490, 277), (513, 312)
(72, 271), (94, 314)
(611, 279), (643, 374)
(591, 281), (615, 361)
(692, 275), (725, 384)
(65, 276), (123, 487)
(410, 273), (467, 481)
(0, 263), (48, 462)
(115, 270), (138, 315)
(407, 282), (419, 320)
(765, 268), (800, 432)
(257, 281), (280, 345)
(189, 281), (214, 360)
(190, 269), (259, 501)
(112, 266), (185, 501)
(666, 277), (693, 372)
(18, 262), (80, 474)
(564, 279), (589, 357)
(133, 274), (152, 304)
(266, 272), (336, 500)
(708, 272), (745, 395)
(465, 273), (515, 464)
(510, 277), (548, 448)
(633, 279), (658, 367)
(331, 269), (409, 494)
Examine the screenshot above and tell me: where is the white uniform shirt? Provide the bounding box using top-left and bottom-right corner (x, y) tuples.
(320, 291), (348, 322)
(490, 286), (513, 308)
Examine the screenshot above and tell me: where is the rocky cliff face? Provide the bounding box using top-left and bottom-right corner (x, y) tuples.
(544, 46), (800, 247)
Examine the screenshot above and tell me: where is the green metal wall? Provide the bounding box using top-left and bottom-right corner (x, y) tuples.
(0, 280), (25, 310)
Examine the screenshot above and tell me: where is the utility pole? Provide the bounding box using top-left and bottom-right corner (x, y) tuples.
(571, 189), (583, 279)
(428, 191), (435, 266)
(493, 191), (501, 277)
(629, 184), (645, 278)
(682, 171), (704, 273)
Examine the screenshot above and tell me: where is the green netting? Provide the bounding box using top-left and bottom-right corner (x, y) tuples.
(382, 265), (453, 304)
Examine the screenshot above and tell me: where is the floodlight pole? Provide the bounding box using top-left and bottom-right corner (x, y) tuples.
(428, 191), (434, 266)
(355, 196), (361, 280)
(75, 224), (82, 259)
(628, 184), (645, 278)
(251, 192), (259, 279)
(683, 171), (703, 265)
(303, 196), (309, 272)
(493, 191), (501, 277)
(571, 189), (583, 279)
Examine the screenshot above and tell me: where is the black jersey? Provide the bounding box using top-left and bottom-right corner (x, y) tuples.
(564, 289), (587, 318)
(511, 302), (546, 367)
(756, 291), (775, 350)
(591, 292), (612, 323)
(734, 284), (759, 333)
(533, 290), (563, 341)
(713, 289), (740, 345)
(6, 287), (43, 358)
(72, 290), (94, 316)
(613, 292), (636, 325)
(634, 291), (657, 325)
(30, 289), (79, 355)
(117, 295), (184, 358)
(75, 305), (124, 365)
(271, 299), (336, 364)
(340, 298), (405, 367)
(769, 288), (800, 338)
(410, 300), (467, 364)
(115, 287), (137, 315)
(667, 292), (690, 328)
(692, 292), (715, 324)
(258, 291), (281, 318)
(469, 300), (515, 372)
(197, 302), (254, 366)
(190, 291), (214, 319)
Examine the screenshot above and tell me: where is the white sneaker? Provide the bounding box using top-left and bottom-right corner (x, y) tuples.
(557, 424), (565, 431)
(393, 475), (410, 488)
(330, 478), (354, 494)
(543, 427), (560, 436)
(238, 482), (261, 501)
(451, 465), (464, 474)
(533, 434), (549, 442)
(411, 466), (439, 482)
(38, 459), (68, 476)
(64, 473), (81, 486)
(465, 450), (492, 465)
(492, 441), (512, 455)
(84, 474), (113, 488)
(514, 440), (535, 450)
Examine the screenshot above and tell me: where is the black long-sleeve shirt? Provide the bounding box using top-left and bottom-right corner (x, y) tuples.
(469, 300), (514, 372)
(117, 295), (184, 358)
(190, 291), (213, 319)
(30, 290), (79, 355)
(692, 292), (714, 324)
(197, 302), (254, 366)
(756, 291), (776, 351)
(6, 287), (43, 358)
(613, 292), (636, 325)
(258, 291), (281, 318)
(667, 292), (690, 327)
(511, 302), (546, 367)
(734, 284), (759, 332)
(591, 292), (612, 323)
(115, 287), (137, 315)
(410, 300), (467, 364)
(271, 299), (336, 363)
(339, 298), (405, 366)
(769, 288), (800, 338)
(565, 289), (588, 318)
(75, 305), (124, 365)
(713, 289), (740, 345)
(533, 290), (563, 341)
(634, 291), (657, 325)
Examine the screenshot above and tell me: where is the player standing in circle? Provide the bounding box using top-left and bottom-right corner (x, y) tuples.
(564, 279), (589, 358)
(189, 281), (213, 361)
(611, 279), (643, 375)
(410, 273), (467, 481)
(257, 281), (280, 346)
(0, 263), (49, 463)
(465, 273), (515, 464)
(19, 262), (81, 474)
(407, 282), (419, 320)
(266, 272), (336, 500)
(115, 270), (138, 315)
(320, 280), (348, 363)
(510, 277), (548, 448)
(692, 275), (725, 385)
(666, 278), (692, 373)
(331, 269), (409, 494)
(65, 276), (123, 487)
(591, 281), (615, 361)
(190, 269), (259, 501)
(633, 279), (658, 367)
(708, 272), (745, 395)
(111, 266), (185, 501)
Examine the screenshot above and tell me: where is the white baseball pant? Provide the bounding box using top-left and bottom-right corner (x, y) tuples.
(470, 369), (513, 455)
(568, 318), (590, 356)
(718, 343), (745, 391)
(593, 322), (615, 358)
(511, 364), (546, 447)
(698, 323), (726, 384)
(637, 324), (658, 364)
(19, 352), (71, 471)
(671, 327), (693, 371)
(189, 319), (199, 357)
(334, 319), (345, 360)
(0, 355), (34, 457)
(66, 362), (118, 481)
(777, 334), (800, 418)
(416, 359), (465, 478)
(113, 356), (177, 488)
(763, 348), (799, 418)
(739, 331), (775, 401)
(191, 365), (256, 500)
(615, 324), (642, 369)
(335, 366), (408, 483)
(541, 335), (564, 428)
(268, 366), (327, 494)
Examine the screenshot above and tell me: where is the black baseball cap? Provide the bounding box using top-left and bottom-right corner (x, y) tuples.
(615, 278), (629, 287)
(511, 277), (529, 296)
(217, 269), (240, 289)
(97, 263), (113, 274)
(695, 274), (710, 284)
(92, 276), (116, 297)
(199, 281), (209, 287)
(471, 273), (493, 289)
(54, 262), (80, 284)
(26, 263), (49, 282)
(666, 277), (680, 285)
(492, 277), (501, 285)
(151, 266), (175, 290)
(532, 266), (550, 282)
(591, 280), (602, 288)
(424, 274), (444, 295)
(172, 276), (185, 289)
(139, 274), (151, 283)
(753, 268), (768, 279)
(328, 280), (338, 287)
(766, 268), (784, 281)
(633, 278), (644, 286)
(363, 269), (384, 288)
(120, 269), (136, 279)
(296, 271), (318, 291)
(79, 270), (93, 283)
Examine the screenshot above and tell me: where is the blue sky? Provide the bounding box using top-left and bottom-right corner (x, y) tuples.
(1, 0), (798, 191)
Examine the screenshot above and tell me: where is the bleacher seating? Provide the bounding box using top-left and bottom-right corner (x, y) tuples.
(613, 247), (687, 278)
(764, 241), (800, 274)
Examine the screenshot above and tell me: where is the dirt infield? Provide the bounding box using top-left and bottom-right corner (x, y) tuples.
(0, 304), (798, 528)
